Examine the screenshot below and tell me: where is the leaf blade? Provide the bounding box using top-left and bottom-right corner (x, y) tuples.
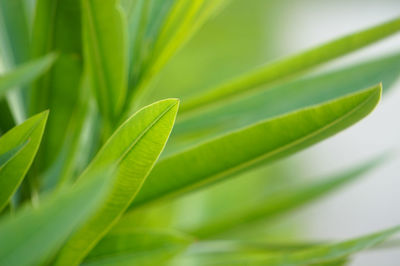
(82, 0), (127, 123)
(0, 54), (56, 98)
(0, 170), (110, 266)
(190, 156), (385, 238)
(0, 111), (48, 211)
(55, 99), (179, 266)
(169, 53), (400, 155)
(180, 17), (400, 113)
(130, 85), (381, 208)
(248, 226), (400, 265)
(83, 229), (193, 266)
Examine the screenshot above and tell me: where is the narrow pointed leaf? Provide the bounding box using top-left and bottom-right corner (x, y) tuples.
(83, 229), (193, 266)
(130, 85), (381, 208)
(55, 99), (179, 266)
(0, 111), (48, 211)
(0, 54), (56, 98)
(30, 0), (83, 171)
(0, 170), (110, 266)
(170, 53), (400, 155)
(82, 0), (127, 122)
(180, 17), (400, 113)
(191, 156), (384, 238)
(227, 225), (400, 265)
(0, 0), (30, 66)
(124, 0), (230, 115)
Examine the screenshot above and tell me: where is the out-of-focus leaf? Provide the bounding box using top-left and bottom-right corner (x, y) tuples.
(82, 0), (127, 126)
(0, 0), (32, 131)
(0, 169), (110, 266)
(0, 111), (48, 211)
(30, 0), (83, 172)
(0, 54), (56, 98)
(124, 0), (231, 115)
(82, 229), (193, 266)
(0, 0), (30, 66)
(122, 0), (175, 90)
(169, 53), (400, 155)
(55, 99), (179, 266)
(130, 85), (381, 208)
(191, 156), (384, 238)
(0, 100), (15, 134)
(206, 225), (400, 265)
(47, 75), (91, 189)
(180, 17), (400, 113)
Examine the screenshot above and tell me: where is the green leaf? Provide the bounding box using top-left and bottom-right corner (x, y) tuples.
(190, 156), (384, 238)
(169, 53), (400, 155)
(180, 17), (400, 113)
(123, 0), (230, 115)
(0, 169), (111, 266)
(221, 225), (400, 265)
(55, 99), (179, 266)
(0, 54), (56, 98)
(130, 85), (381, 208)
(82, 229), (193, 266)
(0, 111), (48, 211)
(0, 0), (30, 66)
(0, 0), (33, 130)
(0, 140), (28, 168)
(82, 0), (127, 124)
(30, 0), (83, 172)
(0, 99), (15, 134)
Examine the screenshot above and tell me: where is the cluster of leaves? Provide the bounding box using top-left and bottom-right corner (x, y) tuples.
(0, 0), (399, 265)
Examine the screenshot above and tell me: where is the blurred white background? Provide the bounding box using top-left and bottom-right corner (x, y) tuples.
(279, 0), (400, 265)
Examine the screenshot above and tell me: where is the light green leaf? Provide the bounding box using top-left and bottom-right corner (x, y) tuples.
(130, 85), (381, 208)
(180, 17), (400, 113)
(82, 0), (127, 124)
(222, 225), (400, 265)
(30, 0), (83, 172)
(0, 111), (48, 211)
(55, 99), (179, 266)
(190, 156), (384, 238)
(0, 169), (111, 266)
(82, 229), (193, 266)
(0, 54), (56, 98)
(169, 53), (400, 155)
